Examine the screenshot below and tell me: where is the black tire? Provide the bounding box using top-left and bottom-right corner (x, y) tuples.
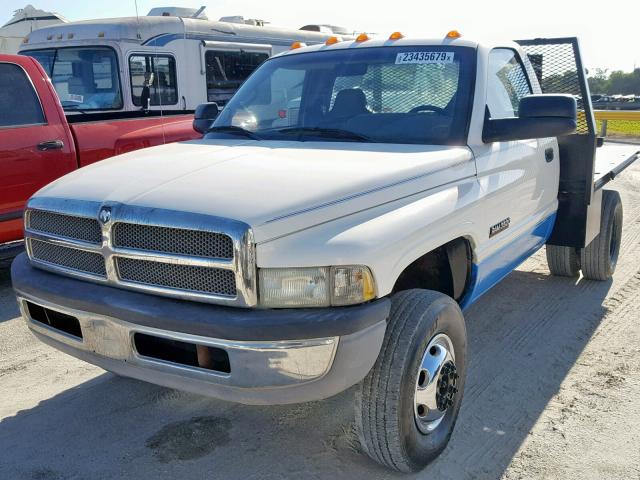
(355, 289), (467, 473)
(581, 190), (623, 281)
(546, 244), (580, 277)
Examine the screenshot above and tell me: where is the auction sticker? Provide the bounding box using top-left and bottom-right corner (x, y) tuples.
(395, 51), (454, 64)
(66, 93), (84, 103)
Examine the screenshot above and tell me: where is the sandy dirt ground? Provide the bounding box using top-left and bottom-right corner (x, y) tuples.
(1, 161), (639, 480)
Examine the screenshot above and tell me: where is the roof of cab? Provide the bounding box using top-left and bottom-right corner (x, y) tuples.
(278, 36), (481, 57)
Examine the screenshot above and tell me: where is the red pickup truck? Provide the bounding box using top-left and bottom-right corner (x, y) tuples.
(0, 54), (200, 260)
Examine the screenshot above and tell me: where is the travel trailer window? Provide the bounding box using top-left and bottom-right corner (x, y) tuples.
(25, 47), (123, 111)
(205, 50), (269, 105)
(129, 54), (178, 107)
(0, 63), (45, 127)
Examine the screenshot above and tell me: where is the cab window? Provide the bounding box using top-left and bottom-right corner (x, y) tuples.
(0, 63), (45, 127)
(330, 61), (460, 114)
(26, 47), (123, 111)
(486, 49), (532, 118)
(129, 54), (178, 107)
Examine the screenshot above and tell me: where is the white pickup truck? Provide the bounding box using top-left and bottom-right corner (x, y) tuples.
(11, 33), (639, 472)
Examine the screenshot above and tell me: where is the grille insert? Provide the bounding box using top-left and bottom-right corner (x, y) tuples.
(116, 257), (236, 296)
(28, 210), (102, 244)
(113, 223), (234, 259)
(24, 205), (253, 305)
(30, 239), (106, 277)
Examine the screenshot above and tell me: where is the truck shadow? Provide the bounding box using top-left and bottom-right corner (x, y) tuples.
(0, 265), (19, 323)
(0, 266), (614, 480)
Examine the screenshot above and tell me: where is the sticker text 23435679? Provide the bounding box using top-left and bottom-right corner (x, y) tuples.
(395, 51), (454, 65)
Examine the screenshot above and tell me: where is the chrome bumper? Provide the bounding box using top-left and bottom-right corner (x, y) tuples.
(17, 295), (386, 405)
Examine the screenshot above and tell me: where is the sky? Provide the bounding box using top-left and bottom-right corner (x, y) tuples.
(2, 0), (639, 73)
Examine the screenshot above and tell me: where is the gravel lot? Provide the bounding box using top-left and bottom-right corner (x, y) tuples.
(1, 159), (639, 480)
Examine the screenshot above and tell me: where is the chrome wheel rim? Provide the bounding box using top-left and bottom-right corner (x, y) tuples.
(414, 333), (458, 434)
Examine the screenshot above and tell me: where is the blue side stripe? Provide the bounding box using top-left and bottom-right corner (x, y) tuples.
(460, 212), (557, 309)
(142, 32), (312, 48)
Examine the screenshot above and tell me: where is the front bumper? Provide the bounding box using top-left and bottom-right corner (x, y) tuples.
(11, 254), (390, 404)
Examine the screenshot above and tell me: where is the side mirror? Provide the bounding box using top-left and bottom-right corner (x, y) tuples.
(193, 102), (219, 134)
(482, 94), (577, 143)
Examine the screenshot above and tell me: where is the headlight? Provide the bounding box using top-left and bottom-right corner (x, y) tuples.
(259, 266), (376, 308)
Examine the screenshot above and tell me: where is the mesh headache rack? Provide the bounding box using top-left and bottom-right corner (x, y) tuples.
(516, 37), (638, 249)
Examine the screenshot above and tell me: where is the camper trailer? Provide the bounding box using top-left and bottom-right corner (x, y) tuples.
(0, 4), (66, 54)
(19, 11), (346, 114)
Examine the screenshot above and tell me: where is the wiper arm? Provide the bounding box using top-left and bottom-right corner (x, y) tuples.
(62, 105), (90, 114)
(274, 127), (373, 142)
(205, 125), (262, 140)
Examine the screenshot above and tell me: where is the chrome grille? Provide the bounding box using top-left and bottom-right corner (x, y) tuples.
(116, 258), (237, 296)
(29, 239), (106, 277)
(23, 199), (257, 307)
(112, 223), (233, 259)
(28, 210), (102, 244)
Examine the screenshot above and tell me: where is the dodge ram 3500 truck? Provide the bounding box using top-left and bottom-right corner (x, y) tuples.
(11, 34), (640, 472)
(0, 54), (199, 261)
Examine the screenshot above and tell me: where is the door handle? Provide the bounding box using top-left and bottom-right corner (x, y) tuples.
(545, 148), (554, 162)
(37, 140), (64, 151)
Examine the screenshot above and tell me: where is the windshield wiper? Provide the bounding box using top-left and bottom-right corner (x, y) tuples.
(62, 104), (90, 114)
(206, 125), (262, 140)
(273, 127), (373, 142)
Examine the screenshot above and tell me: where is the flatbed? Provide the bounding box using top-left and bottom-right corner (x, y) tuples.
(594, 143), (640, 190)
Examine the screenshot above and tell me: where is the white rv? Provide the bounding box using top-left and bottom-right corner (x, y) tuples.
(0, 4), (66, 54)
(19, 11), (346, 114)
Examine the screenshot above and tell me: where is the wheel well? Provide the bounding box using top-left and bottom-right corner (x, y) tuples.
(392, 238), (472, 302)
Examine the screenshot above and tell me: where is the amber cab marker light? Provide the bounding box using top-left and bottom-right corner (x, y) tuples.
(446, 30), (461, 39)
(355, 33), (370, 42)
(325, 36), (341, 45)
(290, 41), (306, 50)
(389, 32), (404, 40)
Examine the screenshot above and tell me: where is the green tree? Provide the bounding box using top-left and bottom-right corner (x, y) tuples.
(587, 68), (640, 95)
(588, 68), (609, 94)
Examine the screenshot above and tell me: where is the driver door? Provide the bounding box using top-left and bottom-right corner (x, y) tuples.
(469, 48), (559, 294)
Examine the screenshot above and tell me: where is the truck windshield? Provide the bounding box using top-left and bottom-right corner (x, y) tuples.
(23, 47), (123, 111)
(210, 46), (475, 145)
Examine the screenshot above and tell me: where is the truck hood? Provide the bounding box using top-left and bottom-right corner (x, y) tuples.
(36, 139), (474, 242)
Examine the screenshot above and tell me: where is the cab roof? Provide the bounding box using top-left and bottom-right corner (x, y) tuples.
(277, 35), (523, 57)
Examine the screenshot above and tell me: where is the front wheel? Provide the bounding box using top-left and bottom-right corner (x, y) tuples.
(355, 289), (467, 472)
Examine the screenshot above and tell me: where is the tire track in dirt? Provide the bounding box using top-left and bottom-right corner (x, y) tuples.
(503, 270), (640, 480)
